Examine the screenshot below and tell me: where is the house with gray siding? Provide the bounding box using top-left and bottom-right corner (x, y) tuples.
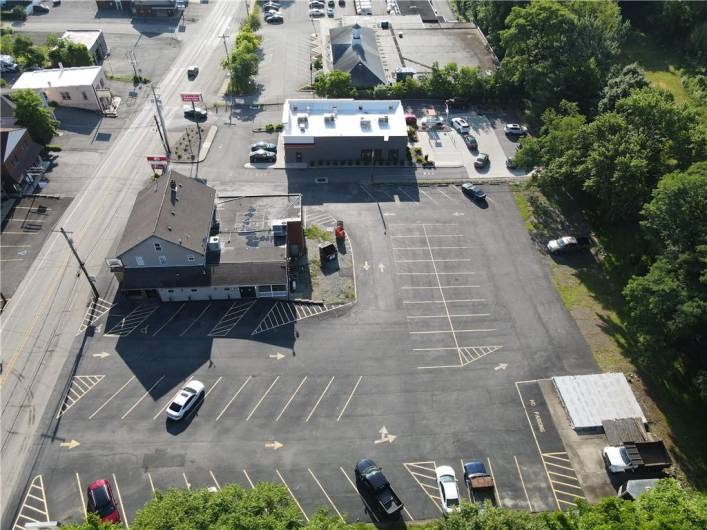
(110, 172), (303, 301)
(281, 99), (408, 165)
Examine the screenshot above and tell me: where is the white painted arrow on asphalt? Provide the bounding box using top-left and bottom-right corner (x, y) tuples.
(374, 426), (397, 444)
(378, 263), (385, 272)
(92, 352), (111, 359)
(60, 440), (80, 449)
(363, 261), (370, 271)
(452, 212), (465, 216)
(265, 441), (283, 450)
(383, 212), (396, 217)
(269, 352), (285, 360)
(494, 363), (508, 371)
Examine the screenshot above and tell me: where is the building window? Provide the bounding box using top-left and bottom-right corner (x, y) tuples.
(257, 285), (272, 293)
(154, 242), (162, 252)
(159, 255), (167, 265)
(135, 256), (144, 266)
(272, 284), (287, 292)
(191, 289), (198, 292)
(224, 287), (230, 291)
(168, 289), (174, 293)
(82, 91), (89, 100)
(60, 91), (72, 101)
(187, 255), (195, 262)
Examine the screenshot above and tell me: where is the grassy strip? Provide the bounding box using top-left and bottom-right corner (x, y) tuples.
(304, 224), (333, 242)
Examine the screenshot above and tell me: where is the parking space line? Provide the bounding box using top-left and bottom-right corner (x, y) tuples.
(403, 461), (443, 513)
(276, 469), (309, 522)
(146, 472), (156, 497)
(208, 300), (256, 337)
(401, 285), (480, 289)
(12, 475), (49, 530)
(308, 468), (344, 521)
(105, 304), (159, 336)
(121, 375), (166, 419)
(151, 303), (185, 336)
(246, 376), (280, 421)
(514, 456), (533, 512)
(396, 258), (473, 263)
(404, 299), (485, 304)
(547, 469), (580, 480)
(205, 377), (223, 398)
(243, 470), (255, 489)
(78, 298), (115, 334)
(183, 472), (191, 490)
(210, 470), (221, 490)
(216, 376), (252, 421)
(179, 303), (211, 336)
(410, 328), (496, 334)
(339, 466), (379, 522)
(305, 376), (335, 423)
(89, 376), (136, 419)
(76, 472), (87, 520)
(337, 376), (362, 422)
(112, 473), (129, 529)
(486, 457), (502, 507)
(408, 313), (490, 319)
(397, 271), (476, 275)
(390, 234), (463, 238)
(460, 459), (472, 503)
(418, 189), (439, 204)
(275, 376), (307, 421)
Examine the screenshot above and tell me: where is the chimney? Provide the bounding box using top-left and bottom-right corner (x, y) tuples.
(170, 179), (177, 203)
(352, 23), (361, 42)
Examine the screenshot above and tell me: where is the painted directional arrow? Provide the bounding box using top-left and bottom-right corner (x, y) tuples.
(383, 212), (396, 217)
(378, 263), (385, 272)
(452, 212), (465, 216)
(60, 439), (80, 449)
(363, 261), (370, 271)
(265, 441), (283, 450)
(269, 352), (285, 361)
(374, 426), (397, 444)
(494, 363), (508, 371)
(92, 352), (111, 359)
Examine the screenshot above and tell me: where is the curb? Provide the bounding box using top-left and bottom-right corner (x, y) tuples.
(170, 125), (218, 164)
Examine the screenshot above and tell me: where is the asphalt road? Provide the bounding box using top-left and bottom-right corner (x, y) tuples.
(1, 2), (247, 527)
(10, 184), (597, 526)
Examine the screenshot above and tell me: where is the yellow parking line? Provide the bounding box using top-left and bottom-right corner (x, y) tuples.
(514, 456), (533, 512)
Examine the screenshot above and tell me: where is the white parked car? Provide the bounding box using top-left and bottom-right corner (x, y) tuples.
(503, 123), (527, 135)
(435, 466), (461, 515)
(309, 8), (325, 17)
(166, 380), (205, 420)
(451, 117), (469, 134)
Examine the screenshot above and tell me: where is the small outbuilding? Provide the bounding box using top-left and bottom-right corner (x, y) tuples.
(552, 373), (647, 431)
(330, 23), (386, 88)
(61, 30), (109, 64)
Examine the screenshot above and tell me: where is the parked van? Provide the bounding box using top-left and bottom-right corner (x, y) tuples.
(405, 113), (417, 126)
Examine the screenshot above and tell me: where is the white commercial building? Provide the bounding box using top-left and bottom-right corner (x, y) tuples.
(11, 66), (112, 113)
(61, 30), (109, 64)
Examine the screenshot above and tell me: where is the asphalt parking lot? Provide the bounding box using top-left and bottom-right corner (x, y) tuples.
(12, 185), (598, 526)
(0, 196), (71, 299)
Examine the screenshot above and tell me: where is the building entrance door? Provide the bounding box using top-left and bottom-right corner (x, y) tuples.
(239, 286), (256, 298)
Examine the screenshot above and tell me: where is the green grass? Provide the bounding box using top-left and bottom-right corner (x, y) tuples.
(304, 224), (333, 242)
(511, 184), (535, 231)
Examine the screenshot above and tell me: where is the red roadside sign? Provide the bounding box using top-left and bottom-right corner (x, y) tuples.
(180, 92), (203, 103)
(147, 155), (168, 162)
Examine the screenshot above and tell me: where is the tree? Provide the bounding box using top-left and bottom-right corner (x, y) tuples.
(48, 40), (93, 67)
(454, 0), (525, 57)
(312, 70), (355, 98)
(222, 27), (261, 95)
(59, 514), (119, 530)
(12, 89), (59, 145)
(598, 62), (649, 113)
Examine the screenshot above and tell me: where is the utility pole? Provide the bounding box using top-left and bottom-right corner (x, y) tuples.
(218, 34), (230, 61)
(153, 115), (167, 153)
(127, 49), (139, 80)
(60, 228), (99, 300)
(150, 84), (171, 156)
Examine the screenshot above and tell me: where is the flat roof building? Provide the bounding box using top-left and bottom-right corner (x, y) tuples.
(61, 30), (109, 63)
(281, 99), (408, 165)
(11, 66), (112, 113)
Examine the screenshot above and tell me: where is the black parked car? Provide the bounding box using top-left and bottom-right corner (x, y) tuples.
(250, 149), (276, 163)
(462, 183), (486, 201)
(463, 135), (478, 150)
(183, 105), (207, 121)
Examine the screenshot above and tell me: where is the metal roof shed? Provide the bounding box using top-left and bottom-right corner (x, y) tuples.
(552, 373), (647, 431)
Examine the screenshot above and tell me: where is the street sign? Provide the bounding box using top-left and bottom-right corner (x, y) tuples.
(147, 155), (168, 162)
(180, 92), (203, 103)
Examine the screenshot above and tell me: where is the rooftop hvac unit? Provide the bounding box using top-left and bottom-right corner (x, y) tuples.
(324, 113), (336, 122)
(378, 115), (389, 123)
(208, 236), (220, 252)
(360, 117), (371, 127)
(272, 220), (287, 235)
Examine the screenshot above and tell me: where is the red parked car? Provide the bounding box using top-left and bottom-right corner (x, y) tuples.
(87, 479), (121, 523)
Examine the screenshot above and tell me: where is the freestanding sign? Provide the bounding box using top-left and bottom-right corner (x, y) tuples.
(147, 155), (169, 172)
(180, 92), (203, 103)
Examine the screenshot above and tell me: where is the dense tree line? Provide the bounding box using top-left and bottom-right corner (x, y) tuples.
(0, 28), (93, 68)
(222, 5), (262, 96)
(60, 479), (707, 530)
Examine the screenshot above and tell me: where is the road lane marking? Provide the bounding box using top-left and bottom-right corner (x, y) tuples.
(410, 328), (496, 334)
(246, 376), (280, 421)
(407, 314), (490, 319)
(89, 376), (136, 419)
(275, 376), (307, 421)
(76, 472), (87, 520)
(179, 303), (211, 336)
(216, 376), (252, 421)
(243, 470), (255, 489)
(210, 470), (221, 490)
(337, 376), (362, 422)
(401, 285), (480, 289)
(514, 456), (533, 512)
(308, 468), (343, 521)
(397, 271), (476, 275)
(276, 469), (309, 522)
(121, 375), (165, 419)
(151, 303), (185, 336)
(403, 299), (485, 304)
(305, 376), (334, 423)
(396, 259), (472, 262)
(112, 473), (129, 529)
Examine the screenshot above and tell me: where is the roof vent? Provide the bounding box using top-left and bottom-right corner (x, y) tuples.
(167, 225), (173, 231)
(170, 179), (177, 190)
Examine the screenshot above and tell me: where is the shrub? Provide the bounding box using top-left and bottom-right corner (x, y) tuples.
(265, 123), (275, 133)
(45, 144), (62, 152)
